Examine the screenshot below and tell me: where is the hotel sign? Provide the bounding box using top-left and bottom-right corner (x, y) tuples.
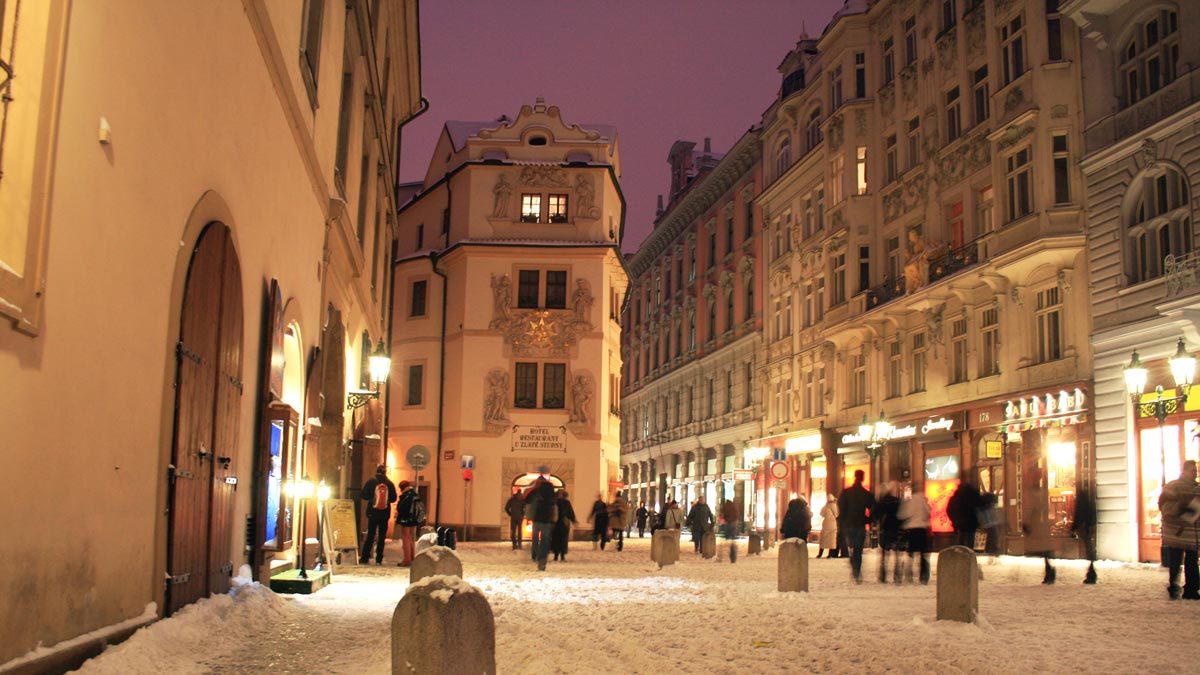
(512, 425), (567, 453)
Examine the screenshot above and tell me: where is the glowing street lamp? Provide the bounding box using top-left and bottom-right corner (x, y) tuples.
(1124, 338), (1196, 495)
(283, 474), (316, 579)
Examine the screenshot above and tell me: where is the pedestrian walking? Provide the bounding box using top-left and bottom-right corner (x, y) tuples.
(1023, 466), (1058, 584)
(636, 502), (649, 538)
(1159, 459), (1200, 600)
(817, 496), (839, 559)
(664, 498), (684, 537)
(898, 489), (931, 584)
(686, 495), (714, 553)
(1073, 483), (1099, 584)
(358, 464), (396, 565)
(948, 476), (982, 550)
(524, 468), (557, 571)
(588, 492), (611, 550)
(551, 489), (578, 562)
(609, 490), (629, 551)
(779, 497), (812, 542)
(504, 490), (525, 550)
(719, 499), (740, 563)
(394, 480), (424, 567)
(876, 481), (903, 584)
(837, 469), (875, 583)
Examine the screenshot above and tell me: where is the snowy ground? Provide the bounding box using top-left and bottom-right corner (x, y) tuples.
(71, 535), (1198, 675)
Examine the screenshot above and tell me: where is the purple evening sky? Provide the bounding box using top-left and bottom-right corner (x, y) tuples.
(399, 0), (847, 253)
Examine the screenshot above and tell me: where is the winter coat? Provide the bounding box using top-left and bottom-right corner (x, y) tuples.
(948, 482), (982, 533)
(504, 493), (525, 522)
(636, 506), (649, 528)
(395, 488), (423, 527)
(686, 502), (714, 534)
(818, 502), (839, 548)
(875, 493), (903, 547)
(589, 499), (610, 529)
(524, 479), (558, 523)
(360, 474), (397, 518)
(780, 498), (812, 541)
(898, 495), (931, 530)
(719, 500), (739, 526)
(1159, 477), (1200, 549)
(608, 495), (629, 530)
(837, 482), (875, 530)
(664, 503), (684, 529)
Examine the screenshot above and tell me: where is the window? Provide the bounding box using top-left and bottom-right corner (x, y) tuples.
(1052, 133), (1070, 204)
(654, 275), (661, 306)
(856, 146), (868, 195)
(515, 363), (538, 407)
(299, 0), (326, 104)
(851, 351), (867, 407)
(911, 332), (928, 392)
(1046, 0), (1063, 61)
(832, 253), (846, 305)
(686, 385), (695, 422)
(883, 37), (895, 84)
(887, 340), (902, 398)
(743, 363), (753, 408)
(830, 154), (845, 205)
(858, 245), (871, 293)
(516, 269), (568, 309)
(816, 365), (827, 416)
(410, 280), (427, 317)
(830, 65), (844, 110)
(709, 227), (717, 268)
(980, 307), (999, 377)
(1128, 167), (1192, 283)
(815, 277), (826, 322)
(972, 66), (990, 125)
(782, 68), (806, 97)
(707, 300), (717, 342)
(1006, 147), (1033, 221)
(885, 134), (898, 184)
(904, 16), (917, 65)
(887, 236), (902, 281)
(802, 370), (815, 419)
(950, 318), (969, 384)
(1001, 14), (1026, 85)
(776, 136), (792, 178)
(773, 297), (786, 341)
(854, 52), (867, 98)
(806, 108), (823, 151)
(725, 370), (734, 413)
(1121, 9), (1179, 106)
(548, 194), (569, 223)
(725, 289), (735, 332)
(665, 269), (672, 297)
(1035, 287), (1062, 363)
(406, 365), (424, 406)
(706, 378), (715, 418)
(674, 321), (682, 359)
(416, 223), (424, 250)
(803, 281), (814, 327)
(514, 362), (565, 409)
(946, 87), (962, 143)
(689, 243), (697, 281)
(521, 194), (543, 223)
(977, 185), (995, 237)
(333, 68), (354, 194)
(688, 311), (696, 350)
(947, 201), (965, 250)
(907, 117), (921, 169)
(745, 199), (755, 239)
(726, 213), (735, 254)
(745, 277), (754, 321)
(942, 0), (957, 31)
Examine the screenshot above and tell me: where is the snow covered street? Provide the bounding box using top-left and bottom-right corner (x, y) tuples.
(73, 537), (1198, 675)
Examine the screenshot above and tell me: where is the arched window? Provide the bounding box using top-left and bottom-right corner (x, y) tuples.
(1120, 8), (1179, 107)
(805, 107), (823, 152)
(1127, 166), (1191, 283)
(775, 135), (791, 179)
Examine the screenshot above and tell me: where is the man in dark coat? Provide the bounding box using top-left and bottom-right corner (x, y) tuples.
(948, 476), (982, 549)
(837, 469), (876, 583)
(1159, 460), (1200, 599)
(504, 491), (525, 550)
(588, 493), (611, 550)
(359, 464), (396, 564)
(636, 502), (649, 538)
(551, 490), (578, 561)
(1073, 484), (1099, 584)
(875, 481), (903, 583)
(524, 469), (558, 571)
(685, 496), (714, 553)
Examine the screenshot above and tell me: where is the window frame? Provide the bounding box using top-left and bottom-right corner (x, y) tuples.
(1034, 286), (1062, 364)
(1005, 146), (1033, 222)
(513, 361), (567, 409)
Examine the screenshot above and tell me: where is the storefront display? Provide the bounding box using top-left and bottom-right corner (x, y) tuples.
(923, 454), (958, 533)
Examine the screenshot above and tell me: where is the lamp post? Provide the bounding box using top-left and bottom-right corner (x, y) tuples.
(283, 475), (315, 579)
(1123, 338), (1195, 496)
(858, 412), (894, 548)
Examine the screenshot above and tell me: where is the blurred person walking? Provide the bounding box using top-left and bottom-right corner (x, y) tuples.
(720, 499), (740, 563)
(875, 481), (903, 584)
(1159, 459), (1200, 599)
(837, 470), (875, 583)
(817, 495), (839, 559)
(636, 502), (649, 538)
(551, 489), (578, 562)
(898, 488), (931, 584)
(1073, 483), (1099, 584)
(525, 469), (558, 571)
(686, 495), (714, 553)
(504, 490), (525, 551)
(609, 490), (629, 551)
(588, 492), (611, 550)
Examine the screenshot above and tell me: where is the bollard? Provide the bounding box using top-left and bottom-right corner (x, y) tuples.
(415, 532), (439, 556)
(410, 546), (463, 585)
(778, 539), (809, 592)
(657, 530), (680, 568)
(419, 525), (436, 538)
(701, 530), (716, 559)
(748, 532), (762, 555)
(651, 529), (670, 563)
(764, 530), (776, 550)
(936, 545), (978, 623)
(393, 576), (495, 675)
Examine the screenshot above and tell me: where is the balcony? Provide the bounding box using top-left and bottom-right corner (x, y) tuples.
(928, 239), (981, 285)
(1084, 67), (1200, 154)
(1164, 251), (1200, 301)
(865, 274), (906, 311)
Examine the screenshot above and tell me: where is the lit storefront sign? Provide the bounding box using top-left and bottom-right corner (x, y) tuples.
(785, 433), (823, 455)
(840, 416), (955, 445)
(1000, 388), (1087, 432)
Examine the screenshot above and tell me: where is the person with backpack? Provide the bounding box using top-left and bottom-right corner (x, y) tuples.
(779, 497), (812, 542)
(359, 464), (396, 565)
(395, 480), (424, 567)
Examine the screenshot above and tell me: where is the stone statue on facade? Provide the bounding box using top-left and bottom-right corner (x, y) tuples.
(484, 369), (511, 424)
(904, 229), (931, 292)
(571, 278), (594, 327)
(492, 174), (512, 218)
(569, 374), (592, 426)
(575, 175), (597, 219)
(490, 273), (512, 329)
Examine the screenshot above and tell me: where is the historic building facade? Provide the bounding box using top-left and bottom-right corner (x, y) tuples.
(390, 99), (628, 540)
(619, 134), (764, 522)
(0, 1), (421, 669)
(1068, 0), (1200, 562)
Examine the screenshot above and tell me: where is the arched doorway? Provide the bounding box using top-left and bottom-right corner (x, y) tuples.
(166, 222), (243, 614)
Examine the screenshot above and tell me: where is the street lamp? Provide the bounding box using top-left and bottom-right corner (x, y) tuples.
(858, 411), (894, 486)
(1124, 338), (1195, 492)
(347, 338), (391, 410)
(283, 474), (315, 579)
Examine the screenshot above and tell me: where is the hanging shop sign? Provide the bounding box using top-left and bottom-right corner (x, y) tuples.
(511, 425), (567, 452)
(1001, 388), (1088, 432)
(839, 415), (957, 445)
(732, 469), (753, 481)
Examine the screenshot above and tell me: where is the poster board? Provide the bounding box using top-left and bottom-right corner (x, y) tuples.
(322, 499), (360, 568)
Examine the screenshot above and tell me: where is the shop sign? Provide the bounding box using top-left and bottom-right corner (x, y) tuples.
(732, 469), (753, 481)
(1002, 388), (1087, 431)
(512, 425), (567, 452)
(784, 433), (823, 455)
(840, 415), (955, 445)
(985, 440), (1003, 459)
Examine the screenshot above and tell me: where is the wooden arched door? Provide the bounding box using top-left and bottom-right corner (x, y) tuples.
(167, 222), (243, 614)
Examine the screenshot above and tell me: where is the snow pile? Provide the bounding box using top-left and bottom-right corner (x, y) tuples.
(409, 573), (482, 603)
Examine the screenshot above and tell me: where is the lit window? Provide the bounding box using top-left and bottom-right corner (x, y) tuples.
(548, 194), (569, 223)
(856, 146), (868, 195)
(521, 194), (542, 223)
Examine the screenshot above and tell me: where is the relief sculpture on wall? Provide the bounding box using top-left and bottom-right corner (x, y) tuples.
(492, 174), (512, 218)
(490, 273), (513, 329)
(568, 374), (593, 427)
(484, 368), (511, 430)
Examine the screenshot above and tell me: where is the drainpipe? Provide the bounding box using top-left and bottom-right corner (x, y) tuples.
(431, 250), (448, 528)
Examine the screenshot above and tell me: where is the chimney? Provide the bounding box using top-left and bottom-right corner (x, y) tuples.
(656, 195), (664, 216)
(703, 137), (712, 154)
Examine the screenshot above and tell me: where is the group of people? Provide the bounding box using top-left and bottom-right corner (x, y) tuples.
(358, 464), (425, 567)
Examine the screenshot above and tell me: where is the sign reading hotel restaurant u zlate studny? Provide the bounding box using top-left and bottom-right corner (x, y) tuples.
(512, 425), (567, 453)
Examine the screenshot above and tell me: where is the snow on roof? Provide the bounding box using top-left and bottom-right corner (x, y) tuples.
(446, 120), (502, 151)
(824, 0), (871, 34)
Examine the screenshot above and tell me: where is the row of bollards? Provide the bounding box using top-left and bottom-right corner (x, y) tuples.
(391, 542), (980, 674)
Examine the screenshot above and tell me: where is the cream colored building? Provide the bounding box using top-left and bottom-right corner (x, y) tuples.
(1068, 0), (1200, 563)
(751, 0), (1093, 554)
(0, 1), (420, 669)
(618, 134), (764, 521)
(390, 99), (628, 539)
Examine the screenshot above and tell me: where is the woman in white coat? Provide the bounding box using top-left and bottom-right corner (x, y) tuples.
(818, 496), (839, 558)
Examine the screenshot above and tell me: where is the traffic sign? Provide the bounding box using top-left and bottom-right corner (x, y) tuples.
(772, 447), (786, 462)
(405, 444), (431, 471)
(461, 454), (475, 470)
(769, 460), (789, 480)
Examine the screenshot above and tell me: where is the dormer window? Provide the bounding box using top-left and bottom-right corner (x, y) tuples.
(528, 135), (548, 146)
(782, 69), (806, 98)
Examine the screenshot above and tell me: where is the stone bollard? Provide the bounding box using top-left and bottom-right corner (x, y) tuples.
(777, 540), (809, 592)
(764, 530), (776, 550)
(651, 529), (669, 563)
(701, 530), (716, 559)
(410, 546), (463, 585)
(748, 532), (762, 555)
(419, 525), (436, 537)
(936, 545), (978, 623)
(393, 576), (495, 675)
(415, 532), (440, 556)
(657, 530), (680, 568)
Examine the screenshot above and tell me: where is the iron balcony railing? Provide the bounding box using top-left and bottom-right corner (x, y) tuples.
(865, 236), (986, 311)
